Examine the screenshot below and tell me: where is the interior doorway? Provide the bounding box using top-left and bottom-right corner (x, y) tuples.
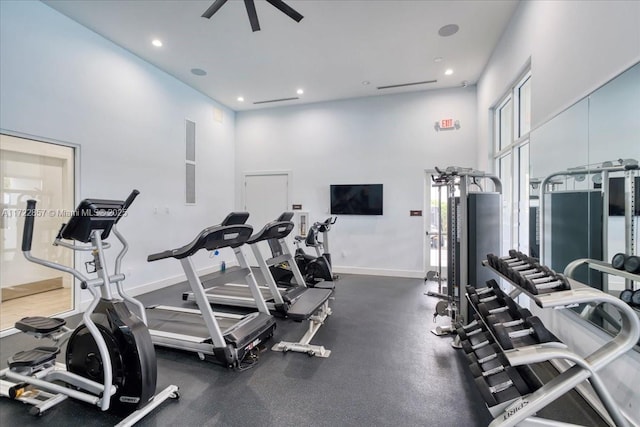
(242, 171), (291, 265)
(0, 133), (76, 332)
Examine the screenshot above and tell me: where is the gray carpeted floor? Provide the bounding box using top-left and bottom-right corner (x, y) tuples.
(0, 274), (493, 426)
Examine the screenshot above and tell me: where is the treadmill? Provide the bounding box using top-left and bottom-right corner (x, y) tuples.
(182, 212), (322, 314)
(183, 212), (334, 357)
(145, 222), (276, 367)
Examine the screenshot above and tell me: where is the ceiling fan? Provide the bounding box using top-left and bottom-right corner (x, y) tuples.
(202, 0), (304, 32)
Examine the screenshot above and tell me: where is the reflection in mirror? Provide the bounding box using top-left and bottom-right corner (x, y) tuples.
(529, 62), (639, 347)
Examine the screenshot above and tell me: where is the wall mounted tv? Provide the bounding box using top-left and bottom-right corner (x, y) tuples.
(607, 176), (640, 216)
(330, 184), (383, 215)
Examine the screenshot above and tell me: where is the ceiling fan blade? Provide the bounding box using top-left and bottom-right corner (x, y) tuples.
(243, 0), (261, 32)
(201, 0), (228, 19)
(265, 0), (303, 22)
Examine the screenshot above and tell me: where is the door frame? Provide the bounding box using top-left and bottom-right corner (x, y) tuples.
(0, 128), (80, 338)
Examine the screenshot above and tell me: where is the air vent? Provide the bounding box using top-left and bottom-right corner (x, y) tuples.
(377, 80), (437, 90)
(185, 120), (196, 204)
(253, 97), (299, 105)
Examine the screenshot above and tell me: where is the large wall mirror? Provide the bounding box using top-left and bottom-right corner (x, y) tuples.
(529, 62), (640, 345)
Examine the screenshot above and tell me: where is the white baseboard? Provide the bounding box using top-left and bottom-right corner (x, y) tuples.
(79, 261), (239, 311)
(332, 266), (424, 279)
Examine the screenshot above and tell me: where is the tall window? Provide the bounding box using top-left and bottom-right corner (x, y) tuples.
(494, 70), (532, 254)
(0, 134), (76, 332)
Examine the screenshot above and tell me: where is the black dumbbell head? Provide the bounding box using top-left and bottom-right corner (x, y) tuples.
(493, 323), (514, 350)
(516, 308), (532, 320)
(504, 366), (530, 394)
(474, 376), (499, 407)
(505, 296), (520, 314)
(631, 290), (640, 307)
(611, 253), (627, 270)
(524, 316), (552, 344)
(624, 255), (640, 274)
(620, 289), (633, 304)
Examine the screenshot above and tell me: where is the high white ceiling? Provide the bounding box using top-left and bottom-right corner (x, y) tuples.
(44, 0), (519, 111)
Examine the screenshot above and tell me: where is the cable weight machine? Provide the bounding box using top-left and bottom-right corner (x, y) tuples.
(428, 167), (503, 345)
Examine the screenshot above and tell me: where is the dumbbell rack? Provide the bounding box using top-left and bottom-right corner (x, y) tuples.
(473, 260), (640, 427)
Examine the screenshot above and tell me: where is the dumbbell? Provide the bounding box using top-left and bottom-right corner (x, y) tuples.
(612, 253), (627, 270)
(477, 295), (520, 319)
(456, 314), (483, 333)
(457, 323), (485, 341)
(494, 316), (553, 350)
(522, 273), (570, 294)
(511, 265), (555, 288)
(466, 343), (502, 366)
(620, 289), (640, 307)
(455, 314), (483, 332)
(486, 250), (521, 268)
(625, 256), (640, 274)
(474, 367), (530, 407)
(469, 288), (508, 310)
(487, 252), (528, 274)
(467, 279), (503, 297)
(494, 253), (536, 271)
(611, 253), (640, 274)
(633, 290), (640, 307)
(468, 351), (510, 378)
(485, 308), (533, 332)
(461, 331), (494, 354)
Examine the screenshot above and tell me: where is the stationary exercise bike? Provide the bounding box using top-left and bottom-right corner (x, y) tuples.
(293, 217), (337, 286)
(0, 191), (178, 424)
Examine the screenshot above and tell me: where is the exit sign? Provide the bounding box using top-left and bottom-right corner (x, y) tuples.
(439, 118), (454, 129)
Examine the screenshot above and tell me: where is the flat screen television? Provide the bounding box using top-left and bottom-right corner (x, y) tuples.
(330, 184), (383, 215)
(607, 176), (640, 216)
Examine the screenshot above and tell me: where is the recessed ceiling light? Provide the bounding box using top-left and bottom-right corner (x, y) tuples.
(438, 24), (459, 37)
(433, 57), (443, 63)
(237, 96), (244, 102)
(191, 68), (207, 76)
(362, 80), (371, 85)
(152, 39), (163, 47)
(444, 69), (454, 76)
(296, 89), (304, 95)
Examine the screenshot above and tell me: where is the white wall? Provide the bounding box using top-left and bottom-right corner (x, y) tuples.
(477, 1), (640, 423)
(0, 1), (236, 305)
(236, 88), (477, 277)
(477, 0), (640, 170)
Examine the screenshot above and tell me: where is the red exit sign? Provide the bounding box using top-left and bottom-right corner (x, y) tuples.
(439, 118), (454, 129)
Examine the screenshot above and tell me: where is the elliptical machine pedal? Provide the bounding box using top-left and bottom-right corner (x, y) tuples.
(8, 347), (60, 373)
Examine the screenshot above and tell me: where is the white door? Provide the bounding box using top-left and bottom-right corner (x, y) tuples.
(243, 172), (290, 265)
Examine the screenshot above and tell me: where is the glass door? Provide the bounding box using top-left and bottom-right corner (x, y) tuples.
(1, 134), (75, 332)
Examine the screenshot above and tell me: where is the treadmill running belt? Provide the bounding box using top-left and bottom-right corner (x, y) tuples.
(147, 308), (238, 338)
(203, 284), (276, 302)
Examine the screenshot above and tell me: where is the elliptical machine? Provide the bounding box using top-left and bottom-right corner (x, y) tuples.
(292, 216), (337, 286)
(0, 191), (178, 424)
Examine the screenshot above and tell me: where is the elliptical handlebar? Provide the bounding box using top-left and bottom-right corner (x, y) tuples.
(21, 191), (141, 285)
(315, 216), (336, 233)
(21, 199), (37, 252)
(117, 189), (140, 223)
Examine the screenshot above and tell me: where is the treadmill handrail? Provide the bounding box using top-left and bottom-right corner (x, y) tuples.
(247, 220), (294, 244)
(148, 224), (253, 262)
